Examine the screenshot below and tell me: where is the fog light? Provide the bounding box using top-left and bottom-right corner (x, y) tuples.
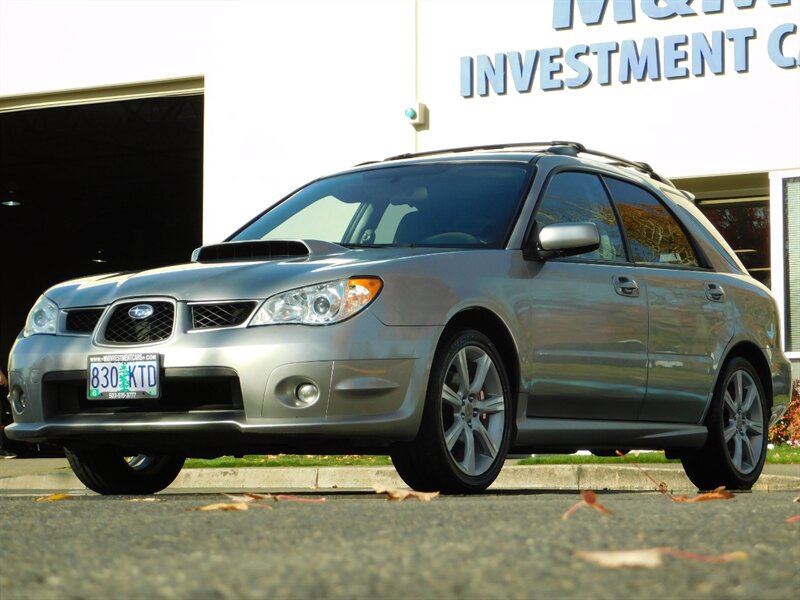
(10, 387), (26, 414)
(295, 383), (320, 407)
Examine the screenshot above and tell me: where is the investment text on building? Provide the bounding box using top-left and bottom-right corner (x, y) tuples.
(460, 0), (799, 97)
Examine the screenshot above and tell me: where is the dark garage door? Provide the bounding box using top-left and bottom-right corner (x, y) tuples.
(0, 94), (204, 370)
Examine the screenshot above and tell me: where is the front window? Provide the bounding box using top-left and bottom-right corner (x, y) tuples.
(535, 171), (626, 262)
(231, 163), (532, 249)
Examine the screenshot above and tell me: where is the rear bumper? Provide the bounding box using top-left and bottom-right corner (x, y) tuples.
(769, 346), (793, 427)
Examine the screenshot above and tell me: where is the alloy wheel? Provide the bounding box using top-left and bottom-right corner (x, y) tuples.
(440, 345), (506, 476)
(721, 369), (765, 475)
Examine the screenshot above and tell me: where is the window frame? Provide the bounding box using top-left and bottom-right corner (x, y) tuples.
(783, 176), (800, 353)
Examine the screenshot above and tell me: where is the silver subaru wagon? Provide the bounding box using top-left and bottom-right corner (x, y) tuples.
(6, 142), (792, 495)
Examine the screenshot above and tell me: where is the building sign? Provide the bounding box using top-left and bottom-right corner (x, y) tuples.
(461, 0), (799, 97)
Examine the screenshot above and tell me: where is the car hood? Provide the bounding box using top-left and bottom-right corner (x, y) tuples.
(43, 245), (457, 309)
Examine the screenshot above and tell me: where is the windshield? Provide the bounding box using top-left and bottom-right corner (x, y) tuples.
(231, 163), (532, 249)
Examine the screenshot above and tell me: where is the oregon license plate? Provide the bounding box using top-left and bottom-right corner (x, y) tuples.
(87, 354), (160, 400)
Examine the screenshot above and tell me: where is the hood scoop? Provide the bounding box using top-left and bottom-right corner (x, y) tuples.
(191, 239), (345, 262)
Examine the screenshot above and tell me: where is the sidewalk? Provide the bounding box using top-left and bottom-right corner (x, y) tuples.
(1, 459), (798, 493)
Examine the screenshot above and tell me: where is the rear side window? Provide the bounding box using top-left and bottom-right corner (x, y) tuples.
(605, 178), (699, 267)
(535, 172), (626, 262)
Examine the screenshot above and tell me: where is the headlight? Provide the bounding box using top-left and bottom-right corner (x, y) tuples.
(250, 277), (383, 326)
(23, 295), (59, 336)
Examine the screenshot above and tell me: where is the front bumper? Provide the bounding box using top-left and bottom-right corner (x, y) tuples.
(6, 311), (440, 452)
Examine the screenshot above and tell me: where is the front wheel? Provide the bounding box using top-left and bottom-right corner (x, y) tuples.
(681, 357), (768, 491)
(391, 329), (513, 494)
(65, 446), (185, 495)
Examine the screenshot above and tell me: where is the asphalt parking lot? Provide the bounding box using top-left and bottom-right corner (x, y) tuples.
(1, 488), (798, 600)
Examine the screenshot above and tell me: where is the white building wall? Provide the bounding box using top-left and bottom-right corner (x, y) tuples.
(201, 1), (416, 240)
(1, 0), (798, 238)
(0, 0), (214, 94)
(415, 0), (800, 178)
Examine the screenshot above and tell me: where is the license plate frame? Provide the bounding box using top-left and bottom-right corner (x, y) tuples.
(87, 353), (161, 400)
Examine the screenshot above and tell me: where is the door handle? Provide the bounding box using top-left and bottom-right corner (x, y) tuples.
(613, 275), (640, 297)
(704, 282), (726, 302)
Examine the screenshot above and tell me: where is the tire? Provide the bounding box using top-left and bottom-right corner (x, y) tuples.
(65, 445), (185, 495)
(681, 357), (768, 491)
(391, 328), (513, 494)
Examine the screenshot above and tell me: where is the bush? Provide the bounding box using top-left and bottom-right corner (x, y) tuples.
(769, 379), (800, 446)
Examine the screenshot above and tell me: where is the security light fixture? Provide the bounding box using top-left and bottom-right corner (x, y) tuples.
(405, 102), (428, 129)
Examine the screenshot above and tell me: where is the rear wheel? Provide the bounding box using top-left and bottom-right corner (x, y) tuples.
(681, 357), (768, 491)
(65, 445), (185, 495)
(391, 328), (513, 494)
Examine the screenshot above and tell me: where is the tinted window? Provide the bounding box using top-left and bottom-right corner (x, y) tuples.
(664, 190), (745, 273)
(536, 172), (625, 261)
(232, 163), (531, 248)
(605, 178), (699, 267)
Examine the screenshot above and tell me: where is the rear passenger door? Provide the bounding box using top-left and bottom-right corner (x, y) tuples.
(525, 171), (648, 421)
(603, 177), (734, 424)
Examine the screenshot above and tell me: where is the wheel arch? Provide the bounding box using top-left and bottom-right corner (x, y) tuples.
(439, 307), (520, 402)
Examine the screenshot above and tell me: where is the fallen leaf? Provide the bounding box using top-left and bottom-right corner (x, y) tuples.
(128, 497), (160, 502)
(786, 515), (800, 524)
(612, 451), (738, 503)
(661, 549), (748, 564)
(577, 548), (664, 568)
(561, 490), (612, 519)
(194, 502), (251, 512)
(793, 495), (799, 503)
(224, 493), (271, 503)
(274, 494), (326, 504)
(373, 485), (439, 502)
(35, 493), (71, 502)
(245, 492), (271, 500)
(577, 547), (748, 569)
(670, 486), (735, 503)
(581, 489), (612, 515)
(614, 450), (675, 496)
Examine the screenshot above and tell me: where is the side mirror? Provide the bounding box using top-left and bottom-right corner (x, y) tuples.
(524, 222), (600, 261)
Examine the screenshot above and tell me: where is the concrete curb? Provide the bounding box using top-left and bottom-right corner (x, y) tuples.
(1, 460), (798, 493)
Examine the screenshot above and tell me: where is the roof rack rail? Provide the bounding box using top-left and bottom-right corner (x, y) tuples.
(579, 148), (674, 186)
(379, 141), (674, 187)
(383, 141), (585, 162)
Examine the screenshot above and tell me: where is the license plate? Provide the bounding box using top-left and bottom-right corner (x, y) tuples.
(87, 354), (160, 400)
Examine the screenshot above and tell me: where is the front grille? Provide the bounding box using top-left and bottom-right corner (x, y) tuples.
(103, 301), (174, 344)
(191, 302), (256, 329)
(65, 309), (104, 334)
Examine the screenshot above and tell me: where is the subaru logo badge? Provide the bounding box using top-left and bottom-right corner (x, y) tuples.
(128, 304), (155, 320)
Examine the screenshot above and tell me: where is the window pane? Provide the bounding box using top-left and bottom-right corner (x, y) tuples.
(265, 195), (359, 241)
(606, 178), (699, 267)
(233, 163), (530, 248)
(700, 202), (770, 286)
(535, 172), (625, 261)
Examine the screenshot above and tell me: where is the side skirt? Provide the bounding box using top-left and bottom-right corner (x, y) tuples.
(511, 418), (707, 454)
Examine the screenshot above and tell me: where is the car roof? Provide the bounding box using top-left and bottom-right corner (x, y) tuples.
(352, 141), (691, 200)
